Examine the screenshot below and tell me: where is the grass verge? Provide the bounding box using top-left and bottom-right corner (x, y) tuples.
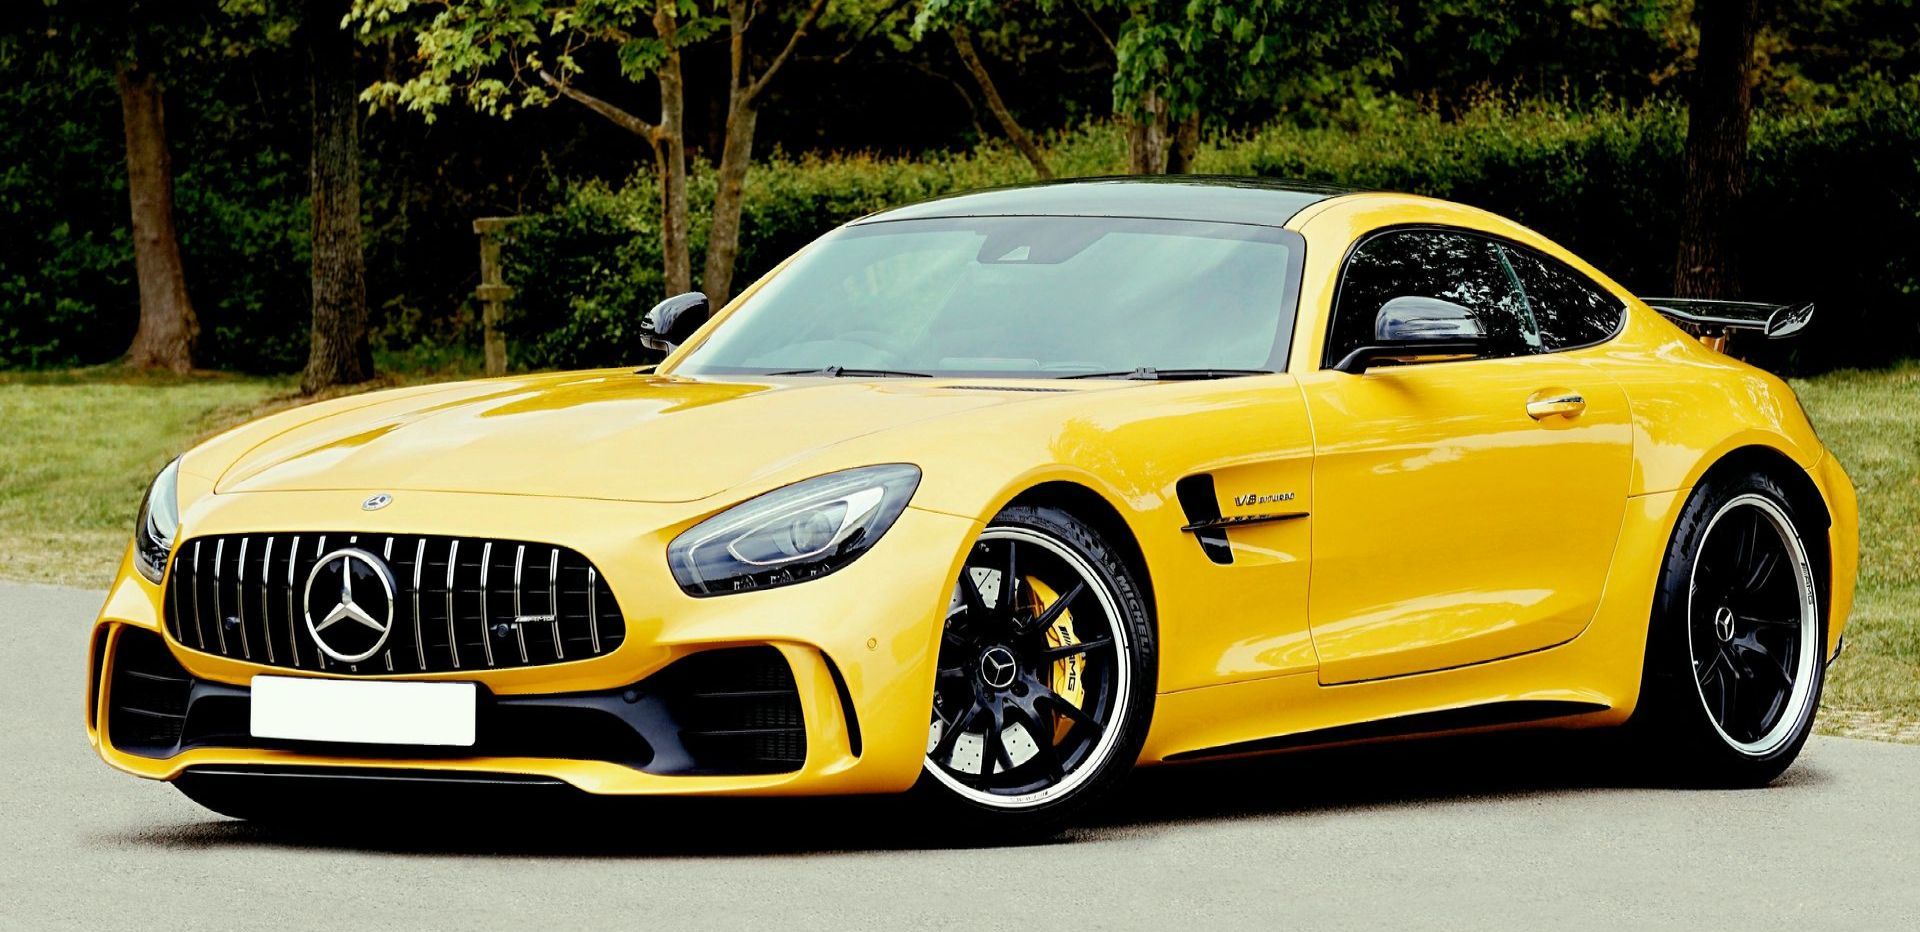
(1790, 363), (1920, 737)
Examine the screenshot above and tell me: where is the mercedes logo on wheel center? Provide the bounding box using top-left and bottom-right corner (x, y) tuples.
(303, 548), (398, 663)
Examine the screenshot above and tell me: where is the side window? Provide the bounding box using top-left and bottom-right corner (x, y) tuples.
(1500, 245), (1625, 351)
(1327, 229), (1538, 367)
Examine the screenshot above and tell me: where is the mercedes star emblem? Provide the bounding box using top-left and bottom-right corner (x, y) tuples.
(303, 547), (398, 663)
(980, 646), (1018, 689)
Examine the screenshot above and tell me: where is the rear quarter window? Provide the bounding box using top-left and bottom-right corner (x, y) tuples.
(1501, 245), (1625, 351)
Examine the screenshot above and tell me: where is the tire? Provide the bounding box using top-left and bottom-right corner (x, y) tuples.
(915, 504), (1157, 838)
(1632, 469), (1827, 787)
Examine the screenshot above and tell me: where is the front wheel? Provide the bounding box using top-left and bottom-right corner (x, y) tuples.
(917, 505), (1156, 837)
(1633, 471), (1827, 786)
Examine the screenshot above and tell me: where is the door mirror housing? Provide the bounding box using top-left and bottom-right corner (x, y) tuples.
(641, 292), (710, 353)
(1331, 296), (1490, 373)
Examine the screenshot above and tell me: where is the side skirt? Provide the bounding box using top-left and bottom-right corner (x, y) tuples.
(1162, 699), (1610, 763)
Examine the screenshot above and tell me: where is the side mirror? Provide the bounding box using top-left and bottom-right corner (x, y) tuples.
(1331, 296), (1489, 373)
(640, 292), (710, 353)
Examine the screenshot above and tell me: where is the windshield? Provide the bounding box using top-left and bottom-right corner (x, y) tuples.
(672, 215), (1303, 378)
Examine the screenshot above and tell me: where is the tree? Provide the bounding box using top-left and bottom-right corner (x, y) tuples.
(920, 1), (1392, 174)
(909, 4), (1053, 178)
(1099, 1), (1395, 173)
(302, 0), (374, 391)
(1674, 0), (1760, 297)
(703, 0), (830, 305)
(116, 58), (201, 371)
(351, 0), (716, 297)
(44, 1), (209, 371)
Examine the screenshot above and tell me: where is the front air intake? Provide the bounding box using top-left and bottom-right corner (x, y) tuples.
(106, 627), (195, 757)
(650, 647), (808, 775)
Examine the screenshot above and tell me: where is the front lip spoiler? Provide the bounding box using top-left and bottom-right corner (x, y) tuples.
(182, 765), (571, 787)
(1828, 634), (1846, 667)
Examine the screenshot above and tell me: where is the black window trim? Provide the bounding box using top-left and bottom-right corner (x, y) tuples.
(1321, 223), (1627, 370)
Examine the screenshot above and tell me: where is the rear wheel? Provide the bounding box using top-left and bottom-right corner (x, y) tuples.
(918, 505), (1156, 837)
(1635, 472), (1826, 786)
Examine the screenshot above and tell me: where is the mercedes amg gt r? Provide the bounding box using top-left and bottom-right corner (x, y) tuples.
(88, 178), (1858, 835)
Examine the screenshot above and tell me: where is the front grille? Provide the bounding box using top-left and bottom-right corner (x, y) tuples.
(164, 533), (626, 675)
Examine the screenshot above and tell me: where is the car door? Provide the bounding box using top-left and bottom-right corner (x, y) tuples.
(1298, 227), (1634, 684)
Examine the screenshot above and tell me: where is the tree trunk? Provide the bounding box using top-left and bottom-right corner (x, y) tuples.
(654, 6), (693, 297)
(698, 0), (825, 305)
(538, 61), (691, 299)
(116, 63), (199, 372)
(302, 0), (374, 393)
(1673, 0), (1759, 298)
(950, 27), (1051, 180)
(1167, 111), (1200, 174)
(702, 97), (758, 306)
(1126, 90), (1171, 174)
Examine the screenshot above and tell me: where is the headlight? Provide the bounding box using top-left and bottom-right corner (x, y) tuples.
(132, 457), (182, 585)
(668, 464), (920, 596)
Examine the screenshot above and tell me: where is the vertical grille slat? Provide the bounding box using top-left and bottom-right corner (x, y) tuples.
(511, 544), (530, 664)
(478, 541), (497, 668)
(257, 536), (276, 665)
(284, 534), (302, 669)
(163, 532), (625, 676)
(312, 536), (329, 672)
(211, 539), (229, 655)
(411, 538), (427, 672)
(444, 539), (461, 670)
(234, 538), (252, 660)
(587, 566), (602, 655)
(190, 541), (207, 650)
(547, 548), (564, 662)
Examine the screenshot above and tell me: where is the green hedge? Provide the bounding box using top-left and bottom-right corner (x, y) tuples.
(499, 131), (1128, 369)
(503, 85), (1920, 373)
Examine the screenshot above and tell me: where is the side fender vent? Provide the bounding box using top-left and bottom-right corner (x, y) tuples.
(1175, 475), (1234, 565)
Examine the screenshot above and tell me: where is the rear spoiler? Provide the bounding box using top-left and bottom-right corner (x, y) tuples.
(1644, 297), (1815, 343)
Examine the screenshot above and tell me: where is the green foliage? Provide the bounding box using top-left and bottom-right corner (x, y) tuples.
(503, 85), (1920, 372)
(1100, 0), (1395, 121)
(1211, 83), (1920, 370)
(8, 0), (1920, 375)
(0, 42), (129, 368)
(0, 12), (319, 372)
(500, 130), (1126, 367)
(916, 1), (1396, 123)
(349, 0), (720, 122)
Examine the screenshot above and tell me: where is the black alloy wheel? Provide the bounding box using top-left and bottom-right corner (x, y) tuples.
(1685, 492), (1822, 755)
(920, 506), (1154, 830)
(1635, 471), (1826, 786)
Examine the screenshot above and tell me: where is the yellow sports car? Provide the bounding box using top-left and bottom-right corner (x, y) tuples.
(89, 178), (1858, 835)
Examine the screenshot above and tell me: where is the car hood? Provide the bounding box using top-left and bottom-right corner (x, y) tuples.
(214, 371), (1029, 503)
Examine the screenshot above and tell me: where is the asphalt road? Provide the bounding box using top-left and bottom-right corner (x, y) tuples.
(5, 581), (1918, 930)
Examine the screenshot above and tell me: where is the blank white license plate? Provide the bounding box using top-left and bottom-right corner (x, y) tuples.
(250, 676), (477, 747)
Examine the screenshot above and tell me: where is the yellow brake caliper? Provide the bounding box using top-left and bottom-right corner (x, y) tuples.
(1025, 577), (1085, 745)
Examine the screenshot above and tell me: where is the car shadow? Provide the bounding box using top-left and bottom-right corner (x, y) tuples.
(105, 731), (1829, 857)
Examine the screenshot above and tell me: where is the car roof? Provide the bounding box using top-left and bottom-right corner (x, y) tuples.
(852, 176), (1355, 229)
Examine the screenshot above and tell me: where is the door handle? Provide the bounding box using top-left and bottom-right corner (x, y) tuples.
(1526, 391), (1586, 420)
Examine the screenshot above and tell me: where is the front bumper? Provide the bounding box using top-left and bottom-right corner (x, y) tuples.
(88, 489), (980, 797)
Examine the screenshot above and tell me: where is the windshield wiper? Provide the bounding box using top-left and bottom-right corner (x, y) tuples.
(1062, 367), (1273, 381)
(767, 365), (932, 378)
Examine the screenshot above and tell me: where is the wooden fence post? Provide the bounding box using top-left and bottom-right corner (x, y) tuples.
(472, 217), (520, 376)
